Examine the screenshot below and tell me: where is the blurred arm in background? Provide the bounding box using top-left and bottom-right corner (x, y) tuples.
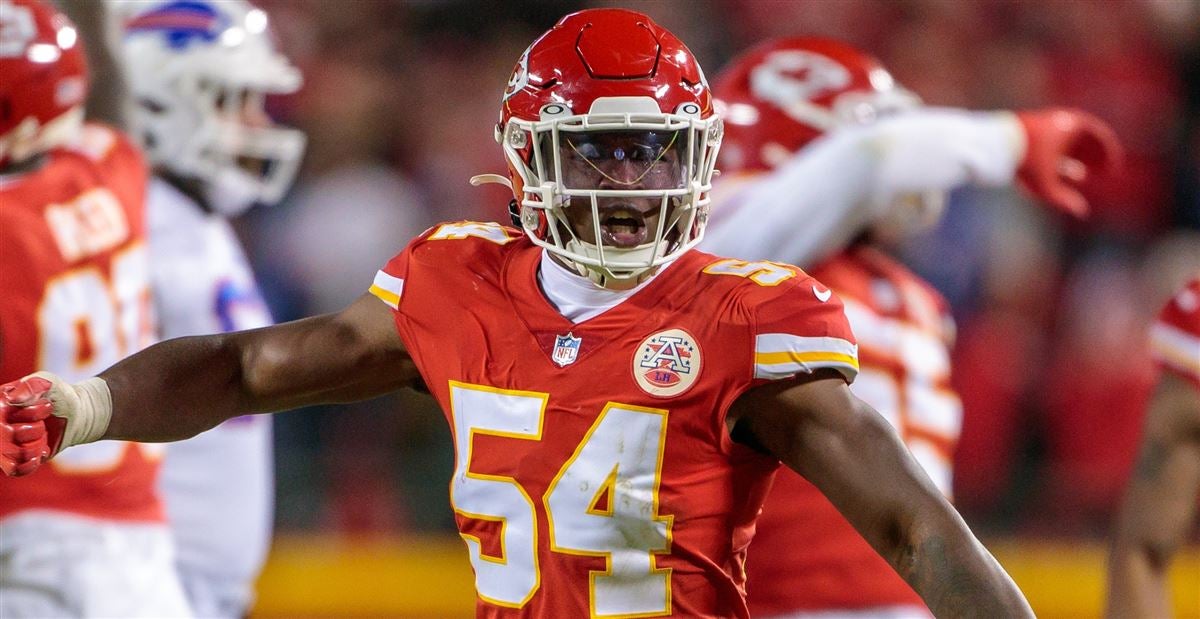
(54, 0), (133, 131)
(1106, 278), (1200, 618)
(704, 107), (1120, 268)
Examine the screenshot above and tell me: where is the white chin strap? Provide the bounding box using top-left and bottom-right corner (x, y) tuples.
(562, 237), (669, 291)
(469, 173), (513, 190)
(469, 172), (676, 291)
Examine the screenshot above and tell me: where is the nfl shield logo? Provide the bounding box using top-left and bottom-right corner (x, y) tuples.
(552, 332), (582, 367)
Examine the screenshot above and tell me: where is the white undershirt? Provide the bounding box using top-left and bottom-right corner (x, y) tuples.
(537, 250), (658, 323)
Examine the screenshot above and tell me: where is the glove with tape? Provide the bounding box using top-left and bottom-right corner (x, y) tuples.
(0, 373), (112, 476)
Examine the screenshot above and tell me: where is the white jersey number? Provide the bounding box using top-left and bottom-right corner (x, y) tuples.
(450, 382), (672, 617)
(37, 244), (160, 472)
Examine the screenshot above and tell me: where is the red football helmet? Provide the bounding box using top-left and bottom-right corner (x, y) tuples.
(713, 37), (918, 174)
(0, 0), (88, 168)
(486, 8), (723, 290)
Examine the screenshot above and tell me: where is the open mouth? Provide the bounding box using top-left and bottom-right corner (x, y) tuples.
(598, 205), (650, 247)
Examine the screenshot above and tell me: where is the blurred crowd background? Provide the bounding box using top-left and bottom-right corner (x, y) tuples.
(234, 0), (1200, 544)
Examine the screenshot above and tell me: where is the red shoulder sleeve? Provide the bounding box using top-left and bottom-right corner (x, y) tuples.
(1150, 275), (1200, 388)
(368, 221), (522, 312)
(701, 257), (859, 384)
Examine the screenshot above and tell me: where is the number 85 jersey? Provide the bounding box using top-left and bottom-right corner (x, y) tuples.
(370, 222), (859, 618)
(0, 125), (162, 522)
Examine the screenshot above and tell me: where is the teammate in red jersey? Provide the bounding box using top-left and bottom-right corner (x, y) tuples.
(1106, 275), (1200, 618)
(0, 0), (191, 615)
(704, 38), (1120, 619)
(0, 9), (1034, 618)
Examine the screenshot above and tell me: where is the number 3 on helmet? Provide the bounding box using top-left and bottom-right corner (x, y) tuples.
(486, 8), (724, 290)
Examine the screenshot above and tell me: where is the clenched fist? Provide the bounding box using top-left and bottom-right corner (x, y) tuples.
(0, 376), (61, 476)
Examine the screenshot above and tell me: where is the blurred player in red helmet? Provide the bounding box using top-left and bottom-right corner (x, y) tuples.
(1, 10), (1034, 617)
(703, 37), (1121, 618)
(1107, 274), (1200, 618)
(0, 0), (191, 615)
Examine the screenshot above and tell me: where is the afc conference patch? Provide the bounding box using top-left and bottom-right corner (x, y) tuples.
(633, 328), (701, 397)
(552, 332), (582, 367)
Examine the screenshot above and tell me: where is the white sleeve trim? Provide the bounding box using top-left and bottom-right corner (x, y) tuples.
(1150, 321), (1200, 380)
(368, 270), (404, 309)
(754, 334), (859, 381)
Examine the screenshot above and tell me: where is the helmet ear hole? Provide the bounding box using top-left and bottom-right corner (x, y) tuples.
(508, 200), (522, 227)
(137, 97), (167, 115)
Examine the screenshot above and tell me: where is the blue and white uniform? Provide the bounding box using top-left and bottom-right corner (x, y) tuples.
(149, 178), (274, 619)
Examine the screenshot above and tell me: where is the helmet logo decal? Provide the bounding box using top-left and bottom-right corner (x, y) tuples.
(125, 1), (229, 50)
(750, 50), (850, 113)
(633, 328), (701, 397)
(502, 45), (531, 102)
(0, 1), (36, 58)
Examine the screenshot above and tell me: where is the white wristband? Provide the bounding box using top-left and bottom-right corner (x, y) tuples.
(30, 372), (113, 451)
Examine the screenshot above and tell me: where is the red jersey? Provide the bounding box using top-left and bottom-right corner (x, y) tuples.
(0, 124), (164, 522)
(746, 245), (960, 616)
(1150, 275), (1200, 389)
(369, 221), (859, 618)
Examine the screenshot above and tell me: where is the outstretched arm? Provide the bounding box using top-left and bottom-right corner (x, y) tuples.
(55, 0), (133, 131)
(1106, 372), (1200, 618)
(730, 373), (1033, 618)
(1, 294), (418, 472)
(103, 293), (417, 442)
(702, 107), (1119, 267)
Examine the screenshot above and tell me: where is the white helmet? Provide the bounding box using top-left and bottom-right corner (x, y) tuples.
(117, 0), (306, 215)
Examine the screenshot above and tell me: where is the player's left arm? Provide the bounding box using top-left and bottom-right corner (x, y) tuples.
(1105, 371), (1200, 619)
(55, 0), (133, 131)
(729, 373), (1034, 618)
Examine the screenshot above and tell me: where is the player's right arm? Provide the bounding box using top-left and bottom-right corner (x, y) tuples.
(1, 293), (417, 473)
(703, 107), (1119, 266)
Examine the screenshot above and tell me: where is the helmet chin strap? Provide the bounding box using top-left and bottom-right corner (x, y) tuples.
(576, 261), (657, 291)
(561, 236), (670, 291)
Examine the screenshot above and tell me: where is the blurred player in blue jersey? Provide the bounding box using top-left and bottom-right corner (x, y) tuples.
(86, 1), (304, 616)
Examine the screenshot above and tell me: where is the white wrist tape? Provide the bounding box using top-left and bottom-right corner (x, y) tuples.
(30, 372), (113, 450)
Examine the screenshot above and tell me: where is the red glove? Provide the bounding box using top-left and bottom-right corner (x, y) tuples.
(0, 376), (64, 477)
(1015, 108), (1123, 218)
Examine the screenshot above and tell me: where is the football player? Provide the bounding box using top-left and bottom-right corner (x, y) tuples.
(114, 1), (304, 616)
(701, 38), (1121, 619)
(1106, 275), (1200, 618)
(0, 0), (191, 616)
(0, 10), (1035, 617)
